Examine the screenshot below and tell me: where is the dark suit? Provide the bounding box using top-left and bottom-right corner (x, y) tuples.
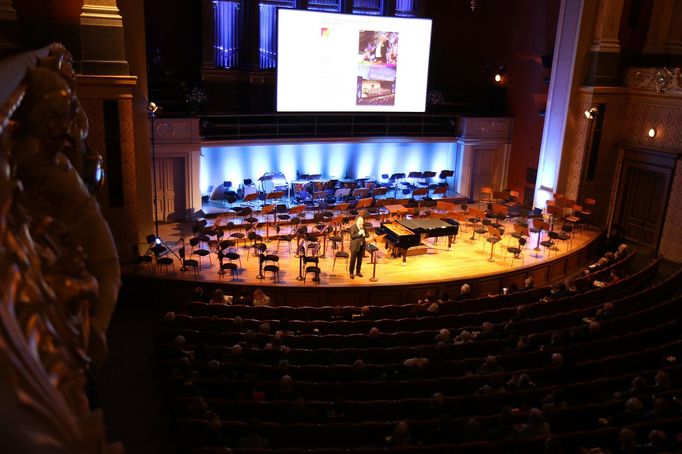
(349, 224), (366, 275)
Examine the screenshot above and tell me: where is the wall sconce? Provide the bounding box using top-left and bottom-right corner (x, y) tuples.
(647, 127), (656, 138)
(494, 66), (505, 84)
(584, 107), (598, 119)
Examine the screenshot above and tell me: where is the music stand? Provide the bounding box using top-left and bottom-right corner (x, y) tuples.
(266, 190), (285, 204)
(356, 197), (373, 212)
(244, 192), (259, 207)
(432, 186), (447, 198)
(372, 187), (388, 198)
(334, 188), (351, 200)
(367, 242), (379, 282)
(438, 170), (455, 192)
(352, 188), (369, 199)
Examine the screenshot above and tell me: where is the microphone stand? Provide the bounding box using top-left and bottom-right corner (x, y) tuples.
(147, 102), (181, 264)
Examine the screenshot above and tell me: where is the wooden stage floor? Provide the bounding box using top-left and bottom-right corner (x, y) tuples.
(130, 220), (599, 289)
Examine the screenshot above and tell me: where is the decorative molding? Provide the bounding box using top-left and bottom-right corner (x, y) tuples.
(457, 117), (512, 141)
(81, 1), (124, 28)
(624, 67), (681, 93)
(152, 118), (201, 144)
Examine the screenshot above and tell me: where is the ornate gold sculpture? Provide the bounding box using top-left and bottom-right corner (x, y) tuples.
(0, 44), (121, 452)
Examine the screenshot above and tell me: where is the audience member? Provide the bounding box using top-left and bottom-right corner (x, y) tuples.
(252, 289), (271, 306)
(518, 408), (551, 437)
(210, 288), (232, 305)
(523, 276), (535, 290)
(477, 355), (503, 375)
(454, 330), (473, 345)
(456, 283), (473, 301)
(385, 421), (412, 446)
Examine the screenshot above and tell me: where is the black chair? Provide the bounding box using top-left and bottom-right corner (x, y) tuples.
(304, 256), (321, 284)
(332, 250), (350, 272)
(505, 237), (526, 267)
(152, 244), (174, 275)
(189, 237), (211, 268)
(179, 247), (199, 277)
(261, 254), (280, 282)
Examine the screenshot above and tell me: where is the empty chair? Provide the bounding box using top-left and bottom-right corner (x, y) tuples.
(333, 250), (350, 272)
(505, 237), (526, 267)
(152, 244), (174, 275)
(189, 237), (211, 268)
(261, 254), (280, 282)
(217, 250), (239, 280)
(304, 256), (321, 284)
(541, 231), (557, 257)
(479, 187), (493, 206)
(178, 247), (199, 277)
(485, 225), (502, 262)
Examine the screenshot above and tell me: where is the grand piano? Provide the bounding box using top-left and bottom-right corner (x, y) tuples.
(380, 218), (459, 262)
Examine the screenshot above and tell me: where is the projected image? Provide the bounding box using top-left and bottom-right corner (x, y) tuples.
(357, 30), (398, 106)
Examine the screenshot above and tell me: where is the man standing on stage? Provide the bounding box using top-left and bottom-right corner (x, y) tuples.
(349, 216), (367, 279)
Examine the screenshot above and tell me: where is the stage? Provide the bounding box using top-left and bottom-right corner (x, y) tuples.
(126, 208), (602, 307)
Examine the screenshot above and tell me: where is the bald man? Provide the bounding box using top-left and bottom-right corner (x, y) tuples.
(349, 216), (367, 278)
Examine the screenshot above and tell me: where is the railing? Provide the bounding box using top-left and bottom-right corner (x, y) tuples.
(200, 113), (458, 140)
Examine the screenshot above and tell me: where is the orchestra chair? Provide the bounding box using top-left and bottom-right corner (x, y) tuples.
(178, 247), (199, 277)
(275, 203), (290, 232)
(133, 241), (153, 273)
(247, 236), (266, 261)
(504, 237), (526, 267)
(580, 198), (596, 230)
(486, 225), (502, 262)
(260, 204), (275, 239)
(303, 256), (321, 284)
(479, 218), (494, 249)
(563, 204), (583, 236)
(479, 187), (493, 207)
(467, 207), (486, 241)
(189, 237), (211, 268)
(217, 250), (239, 280)
(219, 240), (241, 267)
(508, 223), (530, 248)
(332, 250), (349, 272)
(540, 229), (557, 258)
(261, 254), (280, 282)
(557, 225), (573, 251)
(152, 244), (174, 275)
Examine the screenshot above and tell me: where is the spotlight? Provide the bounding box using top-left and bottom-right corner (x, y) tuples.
(147, 102), (160, 116)
(647, 127), (656, 138)
(584, 107), (598, 119)
(494, 73), (502, 83)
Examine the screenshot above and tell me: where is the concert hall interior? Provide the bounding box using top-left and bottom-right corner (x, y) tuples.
(1, 0), (682, 453)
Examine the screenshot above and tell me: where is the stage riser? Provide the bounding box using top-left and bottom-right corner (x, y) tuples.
(123, 234), (600, 307)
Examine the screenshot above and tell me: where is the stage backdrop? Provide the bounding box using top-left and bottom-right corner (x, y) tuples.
(200, 138), (458, 194)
